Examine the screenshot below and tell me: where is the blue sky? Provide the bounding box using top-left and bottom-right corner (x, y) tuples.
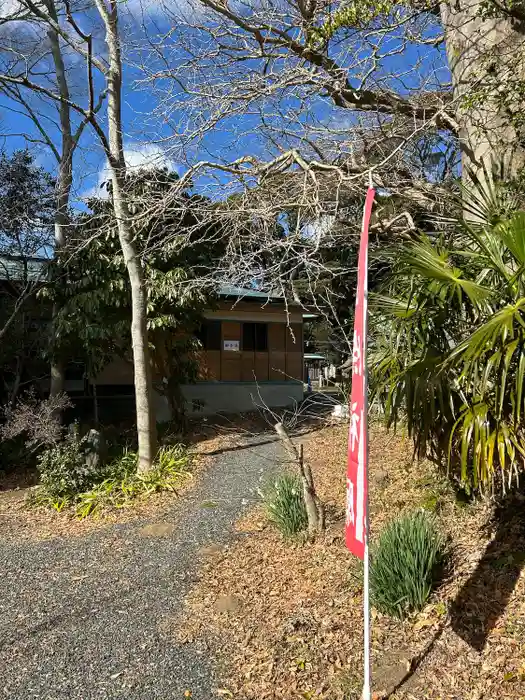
(0, 0), (449, 208)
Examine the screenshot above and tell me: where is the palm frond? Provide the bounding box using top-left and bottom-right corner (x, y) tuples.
(369, 293), (417, 318)
(496, 213), (525, 270)
(399, 237), (490, 308)
(370, 173), (525, 494)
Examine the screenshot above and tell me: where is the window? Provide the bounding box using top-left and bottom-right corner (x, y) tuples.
(196, 320), (221, 350)
(65, 361), (86, 381)
(243, 323), (268, 351)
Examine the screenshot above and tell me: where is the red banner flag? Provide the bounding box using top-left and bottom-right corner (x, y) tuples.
(346, 187), (375, 559)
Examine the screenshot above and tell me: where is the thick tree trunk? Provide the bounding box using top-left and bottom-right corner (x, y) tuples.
(441, 0), (525, 180)
(49, 214), (68, 399)
(100, 1), (157, 473)
(49, 195), (70, 400)
(49, 213), (68, 399)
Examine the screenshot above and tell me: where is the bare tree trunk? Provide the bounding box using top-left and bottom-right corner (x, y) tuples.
(98, 0), (157, 473)
(46, 12), (72, 399)
(9, 354), (23, 410)
(274, 422), (324, 536)
(441, 0), (525, 180)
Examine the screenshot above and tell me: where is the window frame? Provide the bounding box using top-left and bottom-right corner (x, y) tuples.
(242, 322), (268, 352)
(196, 320), (222, 351)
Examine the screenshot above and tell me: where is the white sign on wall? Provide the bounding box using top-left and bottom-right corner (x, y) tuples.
(223, 340), (240, 352)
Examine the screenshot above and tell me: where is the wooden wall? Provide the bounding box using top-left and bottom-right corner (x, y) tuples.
(285, 323), (303, 382)
(95, 308), (304, 386)
(198, 319), (303, 383)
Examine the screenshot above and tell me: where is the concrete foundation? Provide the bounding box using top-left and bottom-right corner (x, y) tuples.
(172, 381), (304, 417)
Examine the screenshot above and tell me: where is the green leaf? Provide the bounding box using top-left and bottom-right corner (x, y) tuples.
(370, 176), (525, 494)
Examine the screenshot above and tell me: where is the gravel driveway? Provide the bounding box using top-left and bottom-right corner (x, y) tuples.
(0, 438), (284, 699)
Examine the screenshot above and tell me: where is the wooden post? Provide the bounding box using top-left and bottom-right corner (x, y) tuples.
(274, 422), (324, 536)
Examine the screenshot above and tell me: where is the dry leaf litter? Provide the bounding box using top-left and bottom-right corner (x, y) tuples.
(179, 424), (525, 700)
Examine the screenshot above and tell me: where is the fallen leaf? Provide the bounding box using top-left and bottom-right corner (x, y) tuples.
(413, 617), (435, 631)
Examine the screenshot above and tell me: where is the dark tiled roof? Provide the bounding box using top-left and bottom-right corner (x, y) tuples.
(0, 255), (48, 282)
(218, 285), (284, 300)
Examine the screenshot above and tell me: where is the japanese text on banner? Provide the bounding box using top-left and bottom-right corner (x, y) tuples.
(345, 187), (375, 559)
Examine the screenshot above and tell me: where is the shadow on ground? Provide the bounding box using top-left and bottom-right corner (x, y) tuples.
(383, 495), (525, 696)
(0, 465), (38, 491)
(450, 494), (525, 651)
(183, 390), (346, 453)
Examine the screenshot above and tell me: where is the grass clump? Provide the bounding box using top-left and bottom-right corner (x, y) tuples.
(261, 473), (308, 537)
(370, 510), (446, 619)
(30, 444), (191, 518)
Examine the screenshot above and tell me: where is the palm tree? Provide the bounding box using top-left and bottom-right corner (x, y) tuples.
(371, 174), (525, 495)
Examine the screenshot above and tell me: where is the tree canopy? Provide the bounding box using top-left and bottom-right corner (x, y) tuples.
(45, 167), (224, 422)
(0, 149), (54, 406)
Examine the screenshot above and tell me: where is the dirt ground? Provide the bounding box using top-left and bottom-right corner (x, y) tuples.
(0, 424), (288, 699)
(179, 422), (525, 699)
(0, 410), (278, 541)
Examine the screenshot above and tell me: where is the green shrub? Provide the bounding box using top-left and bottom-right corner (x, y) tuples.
(261, 473), (308, 537)
(74, 444), (191, 519)
(36, 433), (102, 502)
(154, 444), (189, 473)
(370, 510), (446, 619)
(30, 441), (191, 518)
(102, 448), (139, 480)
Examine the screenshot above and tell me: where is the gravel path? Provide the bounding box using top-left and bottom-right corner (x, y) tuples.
(0, 439), (284, 699)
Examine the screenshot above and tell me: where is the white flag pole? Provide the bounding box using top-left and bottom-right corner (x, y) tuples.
(363, 542), (371, 700)
(362, 170), (373, 700)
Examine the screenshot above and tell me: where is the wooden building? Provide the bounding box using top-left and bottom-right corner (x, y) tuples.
(1, 257), (306, 417)
(166, 286), (305, 416)
(197, 287), (303, 382)
(96, 286), (305, 418)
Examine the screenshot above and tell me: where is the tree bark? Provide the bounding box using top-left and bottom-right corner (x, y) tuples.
(274, 422), (324, 536)
(98, 0), (157, 473)
(46, 11), (73, 399)
(441, 0), (525, 179)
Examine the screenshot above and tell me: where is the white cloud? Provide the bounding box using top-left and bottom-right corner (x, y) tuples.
(124, 143), (178, 171)
(0, 2), (50, 42)
(82, 143), (179, 201)
(0, 0), (22, 19)
(122, 0), (206, 22)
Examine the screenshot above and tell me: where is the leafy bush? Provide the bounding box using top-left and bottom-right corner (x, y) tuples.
(36, 433), (103, 503)
(30, 441), (191, 517)
(261, 473), (308, 537)
(370, 510), (446, 619)
(102, 448), (138, 480)
(154, 444), (189, 473)
(1, 392), (73, 479)
(75, 444), (191, 519)
(370, 174), (525, 494)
